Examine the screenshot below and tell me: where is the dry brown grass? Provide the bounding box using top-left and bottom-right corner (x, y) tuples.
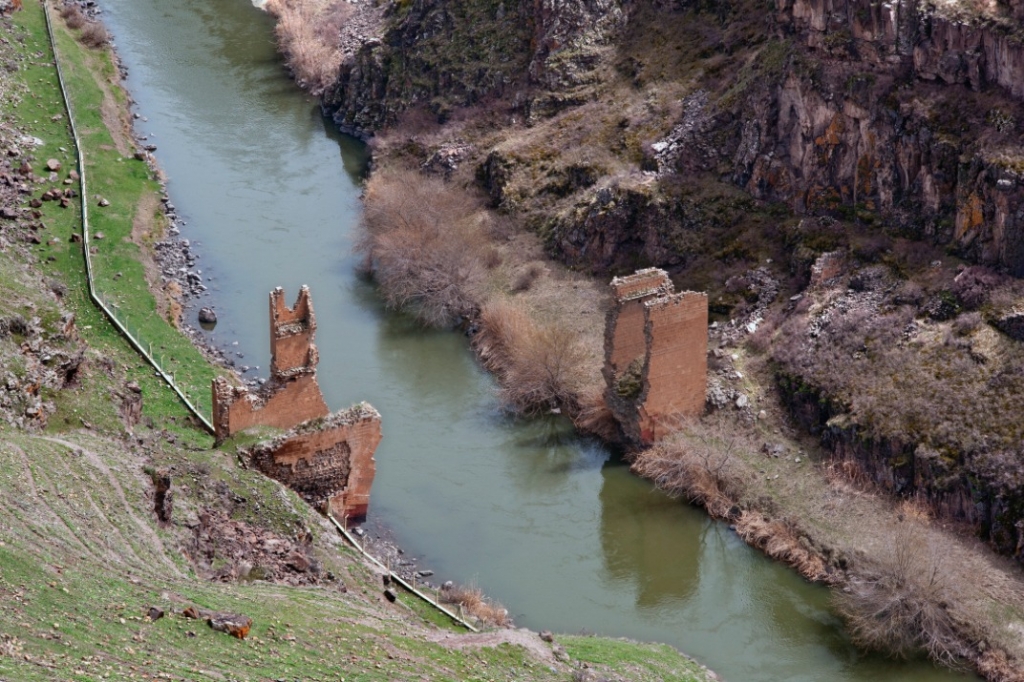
(834, 528), (969, 665)
(630, 418), (752, 518)
(264, 0), (350, 95)
(734, 512), (830, 582)
(358, 168), (488, 327)
(476, 298), (589, 415)
(440, 583), (511, 628)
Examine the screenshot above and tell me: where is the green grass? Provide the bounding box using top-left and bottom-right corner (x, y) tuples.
(561, 635), (712, 681)
(10, 0), (223, 439)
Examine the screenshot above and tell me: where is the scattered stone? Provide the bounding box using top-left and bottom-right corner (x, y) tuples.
(97, 197), (110, 207)
(207, 613), (252, 640)
(93, 231), (104, 240)
(384, 588), (397, 603)
(45, 159), (60, 172)
(147, 607), (164, 621)
(757, 410), (767, 420)
(416, 569), (433, 578)
(539, 630), (554, 643)
(197, 307), (217, 325)
(735, 394), (748, 409)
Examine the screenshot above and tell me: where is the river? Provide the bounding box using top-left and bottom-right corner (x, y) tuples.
(95, 1), (973, 680)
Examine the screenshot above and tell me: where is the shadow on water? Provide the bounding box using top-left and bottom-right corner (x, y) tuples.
(95, 0), (979, 680)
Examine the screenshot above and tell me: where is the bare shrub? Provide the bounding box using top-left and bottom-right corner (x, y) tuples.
(79, 21), (109, 49)
(482, 247), (502, 270)
(264, 0), (349, 95)
(952, 266), (1003, 310)
(572, 388), (622, 441)
(511, 262), (545, 293)
(476, 299), (589, 415)
(60, 4), (85, 29)
(734, 512), (828, 581)
(358, 168), (487, 327)
(834, 528), (968, 664)
(631, 418), (752, 518)
(951, 311), (983, 337)
(440, 583), (511, 627)
(746, 309), (780, 354)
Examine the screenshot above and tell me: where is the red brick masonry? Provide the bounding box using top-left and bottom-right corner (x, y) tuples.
(213, 287), (382, 519)
(604, 269), (708, 445)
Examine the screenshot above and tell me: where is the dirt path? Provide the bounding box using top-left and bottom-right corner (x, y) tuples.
(40, 435), (184, 578)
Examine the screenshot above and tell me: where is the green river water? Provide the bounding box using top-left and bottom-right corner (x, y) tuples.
(95, 1), (976, 679)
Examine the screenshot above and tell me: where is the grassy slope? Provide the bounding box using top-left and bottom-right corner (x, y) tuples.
(0, 3), (714, 680)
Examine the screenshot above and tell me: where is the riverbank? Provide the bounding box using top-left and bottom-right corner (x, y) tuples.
(264, 1), (1024, 679)
(0, 2), (722, 680)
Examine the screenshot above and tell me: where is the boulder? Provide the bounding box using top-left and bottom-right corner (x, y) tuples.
(197, 307), (217, 325)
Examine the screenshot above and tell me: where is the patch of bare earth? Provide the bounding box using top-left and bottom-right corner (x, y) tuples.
(128, 191), (180, 325)
(426, 628), (559, 665)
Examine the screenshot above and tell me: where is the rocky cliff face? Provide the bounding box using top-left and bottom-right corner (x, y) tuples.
(320, 0), (1024, 565)
(323, 0), (625, 135)
(751, 0), (1024, 273)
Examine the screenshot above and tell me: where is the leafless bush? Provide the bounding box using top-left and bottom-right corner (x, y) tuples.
(358, 168), (488, 327)
(631, 418), (752, 518)
(952, 266), (1003, 311)
(60, 4), (85, 29)
(951, 311), (983, 337)
(511, 262), (545, 293)
(834, 528), (968, 664)
(440, 583), (511, 627)
(746, 309), (780, 354)
(79, 21), (109, 49)
(476, 299), (589, 415)
(482, 247), (502, 270)
(572, 388), (621, 441)
(264, 0), (349, 95)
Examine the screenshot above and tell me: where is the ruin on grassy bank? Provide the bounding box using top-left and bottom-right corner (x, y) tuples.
(604, 268), (708, 445)
(212, 286), (381, 519)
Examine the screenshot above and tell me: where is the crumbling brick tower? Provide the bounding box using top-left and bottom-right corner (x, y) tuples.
(212, 286), (383, 520)
(604, 268), (708, 445)
(211, 286), (329, 442)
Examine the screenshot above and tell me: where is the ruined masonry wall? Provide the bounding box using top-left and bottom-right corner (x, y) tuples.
(215, 286), (382, 519)
(604, 268), (709, 446)
(249, 406), (382, 520)
(270, 286), (317, 376)
(212, 286), (329, 441)
(212, 375), (329, 442)
(637, 292), (709, 443)
(605, 268), (674, 378)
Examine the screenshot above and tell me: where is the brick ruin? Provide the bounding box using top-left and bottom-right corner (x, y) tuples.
(212, 286), (329, 440)
(246, 405), (382, 520)
(603, 268), (708, 445)
(212, 286), (382, 520)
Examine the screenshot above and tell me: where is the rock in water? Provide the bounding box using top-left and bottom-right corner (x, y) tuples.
(198, 307), (217, 325)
